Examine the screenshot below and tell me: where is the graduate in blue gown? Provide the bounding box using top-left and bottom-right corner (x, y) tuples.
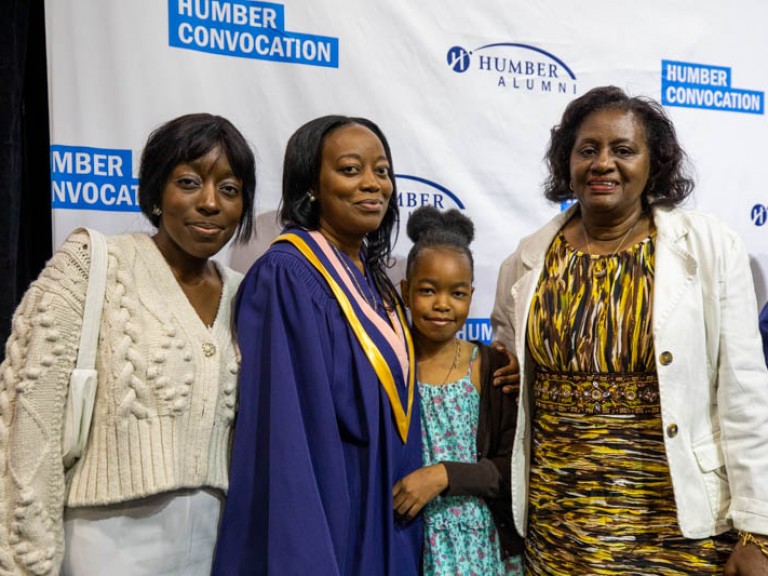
(213, 116), (422, 576)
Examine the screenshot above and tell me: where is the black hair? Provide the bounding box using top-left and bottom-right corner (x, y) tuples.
(405, 206), (474, 280)
(544, 85), (694, 208)
(138, 113), (257, 242)
(279, 115), (399, 307)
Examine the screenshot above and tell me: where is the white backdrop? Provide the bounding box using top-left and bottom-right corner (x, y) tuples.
(45, 1), (768, 342)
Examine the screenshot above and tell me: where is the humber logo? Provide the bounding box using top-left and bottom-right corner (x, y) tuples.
(662, 60), (763, 115)
(447, 46), (472, 73)
(457, 319), (493, 345)
(169, 0), (339, 68)
(395, 174), (465, 215)
(447, 42), (577, 94)
(752, 204), (768, 227)
(51, 145), (140, 212)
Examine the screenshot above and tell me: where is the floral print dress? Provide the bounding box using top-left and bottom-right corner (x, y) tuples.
(419, 346), (524, 576)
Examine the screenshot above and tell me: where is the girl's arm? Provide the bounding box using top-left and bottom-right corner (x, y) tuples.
(393, 464), (448, 521)
(393, 345), (517, 520)
(443, 344), (516, 498)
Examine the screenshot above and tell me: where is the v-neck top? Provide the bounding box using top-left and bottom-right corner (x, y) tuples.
(63, 232), (243, 506)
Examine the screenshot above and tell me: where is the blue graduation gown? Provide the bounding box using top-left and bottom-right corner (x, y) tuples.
(212, 229), (422, 576)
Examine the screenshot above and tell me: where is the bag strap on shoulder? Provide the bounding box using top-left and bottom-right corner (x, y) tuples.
(75, 227), (108, 370)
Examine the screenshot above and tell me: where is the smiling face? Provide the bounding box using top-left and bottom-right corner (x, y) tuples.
(154, 145), (243, 265)
(316, 123), (393, 249)
(569, 108), (651, 219)
(401, 246), (473, 347)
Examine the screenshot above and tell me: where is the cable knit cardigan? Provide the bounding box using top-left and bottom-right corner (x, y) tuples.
(0, 230), (242, 575)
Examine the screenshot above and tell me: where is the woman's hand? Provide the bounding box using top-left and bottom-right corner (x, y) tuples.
(392, 464), (449, 522)
(490, 341), (520, 395)
(725, 535), (768, 575)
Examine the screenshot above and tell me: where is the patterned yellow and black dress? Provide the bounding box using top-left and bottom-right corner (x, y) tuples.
(524, 230), (734, 575)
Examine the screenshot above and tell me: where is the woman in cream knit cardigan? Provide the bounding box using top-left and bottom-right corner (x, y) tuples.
(0, 113), (256, 575)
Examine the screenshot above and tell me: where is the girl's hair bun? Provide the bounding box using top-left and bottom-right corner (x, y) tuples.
(406, 206), (474, 246)
(404, 206), (476, 279)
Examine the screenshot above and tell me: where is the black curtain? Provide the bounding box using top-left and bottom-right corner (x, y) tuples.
(0, 0), (52, 361)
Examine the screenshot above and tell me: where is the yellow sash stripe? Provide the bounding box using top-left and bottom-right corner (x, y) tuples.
(274, 233), (415, 443)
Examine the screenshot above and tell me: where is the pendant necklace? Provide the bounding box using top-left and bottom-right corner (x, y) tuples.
(419, 338), (462, 385)
(330, 242), (379, 310)
(583, 216), (642, 278)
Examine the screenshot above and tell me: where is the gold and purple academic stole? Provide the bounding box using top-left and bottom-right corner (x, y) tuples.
(273, 231), (415, 444)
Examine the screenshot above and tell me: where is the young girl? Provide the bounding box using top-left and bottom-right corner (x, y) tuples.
(393, 206), (524, 575)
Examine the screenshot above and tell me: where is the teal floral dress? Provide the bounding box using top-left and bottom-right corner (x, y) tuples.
(419, 346), (524, 576)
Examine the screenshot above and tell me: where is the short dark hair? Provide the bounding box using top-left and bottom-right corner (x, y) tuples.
(279, 115), (399, 305)
(544, 85), (694, 208)
(405, 206), (474, 281)
(138, 113), (257, 242)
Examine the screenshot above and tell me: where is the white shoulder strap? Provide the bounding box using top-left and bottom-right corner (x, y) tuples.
(62, 227), (109, 467)
(75, 227), (108, 369)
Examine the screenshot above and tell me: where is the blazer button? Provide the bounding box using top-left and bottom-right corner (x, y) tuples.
(667, 423), (679, 438)
(659, 351), (674, 365)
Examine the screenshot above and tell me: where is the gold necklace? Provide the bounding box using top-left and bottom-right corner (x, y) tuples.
(583, 217), (642, 278)
(419, 339), (461, 386)
(330, 242), (378, 310)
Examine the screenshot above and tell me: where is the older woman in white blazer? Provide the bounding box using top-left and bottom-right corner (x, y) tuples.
(491, 86), (768, 575)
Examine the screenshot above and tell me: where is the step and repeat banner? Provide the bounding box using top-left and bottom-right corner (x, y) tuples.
(45, 1), (768, 341)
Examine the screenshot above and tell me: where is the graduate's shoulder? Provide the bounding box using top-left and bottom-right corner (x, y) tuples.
(244, 241), (333, 300)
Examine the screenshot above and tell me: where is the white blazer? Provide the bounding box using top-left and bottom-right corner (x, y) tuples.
(491, 204), (768, 539)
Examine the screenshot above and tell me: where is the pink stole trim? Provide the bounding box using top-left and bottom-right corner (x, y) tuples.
(308, 230), (410, 382)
